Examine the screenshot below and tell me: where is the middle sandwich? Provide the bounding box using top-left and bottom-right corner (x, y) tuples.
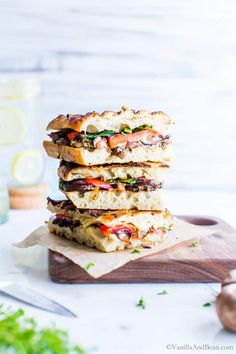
(58, 160), (169, 210)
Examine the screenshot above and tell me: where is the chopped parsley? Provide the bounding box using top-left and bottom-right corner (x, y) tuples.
(0, 306), (85, 353)
(131, 249), (141, 254)
(84, 262), (95, 270)
(189, 241), (199, 248)
(203, 302), (212, 307)
(136, 297), (146, 309)
(157, 290), (168, 295)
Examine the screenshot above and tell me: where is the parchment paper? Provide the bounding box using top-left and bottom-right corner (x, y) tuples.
(14, 217), (215, 279)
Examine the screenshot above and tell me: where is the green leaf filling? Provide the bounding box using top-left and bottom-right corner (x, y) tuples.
(107, 178), (137, 184)
(132, 124), (153, 133)
(85, 130), (116, 139)
(84, 124), (153, 140)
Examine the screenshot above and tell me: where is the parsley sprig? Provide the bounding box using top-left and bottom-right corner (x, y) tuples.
(136, 297), (146, 310)
(0, 306), (85, 353)
(131, 249), (141, 254)
(157, 290), (168, 296)
(84, 262), (95, 270)
(189, 241), (199, 248)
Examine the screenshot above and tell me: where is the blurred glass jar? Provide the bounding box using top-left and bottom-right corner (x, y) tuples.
(0, 77), (44, 187)
(0, 175), (9, 224)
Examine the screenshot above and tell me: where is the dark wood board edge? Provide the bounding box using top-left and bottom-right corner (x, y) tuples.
(48, 250), (236, 283)
(48, 215), (236, 284)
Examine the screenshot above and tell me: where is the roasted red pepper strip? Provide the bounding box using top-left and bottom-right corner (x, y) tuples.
(67, 131), (81, 141)
(85, 178), (112, 190)
(99, 224), (136, 236)
(107, 129), (159, 149)
(99, 225), (114, 236)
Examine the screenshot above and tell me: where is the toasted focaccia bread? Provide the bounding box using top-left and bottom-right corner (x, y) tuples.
(43, 107), (173, 166)
(43, 140), (172, 166)
(46, 108), (172, 135)
(62, 189), (165, 210)
(58, 160), (169, 181)
(57, 160), (167, 210)
(47, 198), (173, 252)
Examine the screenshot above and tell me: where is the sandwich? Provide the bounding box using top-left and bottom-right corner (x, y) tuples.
(58, 160), (169, 210)
(47, 198), (173, 252)
(43, 108), (172, 166)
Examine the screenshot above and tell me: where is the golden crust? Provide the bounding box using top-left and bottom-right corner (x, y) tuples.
(43, 140), (172, 166)
(58, 160), (169, 181)
(47, 197), (164, 218)
(46, 108), (172, 132)
(43, 140), (86, 164)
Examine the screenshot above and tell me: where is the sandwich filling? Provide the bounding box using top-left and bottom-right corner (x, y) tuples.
(48, 124), (170, 157)
(59, 177), (162, 193)
(50, 213), (172, 245)
(47, 198), (173, 250)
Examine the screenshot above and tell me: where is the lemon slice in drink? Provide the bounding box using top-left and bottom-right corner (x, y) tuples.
(0, 106), (27, 145)
(11, 149), (43, 185)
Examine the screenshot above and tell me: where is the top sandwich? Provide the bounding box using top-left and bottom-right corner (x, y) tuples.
(43, 107), (172, 166)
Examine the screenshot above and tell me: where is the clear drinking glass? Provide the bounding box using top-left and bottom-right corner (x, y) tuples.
(0, 76), (44, 187)
(0, 176), (9, 224)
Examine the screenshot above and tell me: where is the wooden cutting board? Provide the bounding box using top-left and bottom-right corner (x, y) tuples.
(48, 216), (236, 283)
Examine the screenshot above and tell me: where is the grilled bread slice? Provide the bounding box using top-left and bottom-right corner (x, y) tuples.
(46, 108), (172, 135)
(47, 198), (173, 252)
(58, 161), (167, 210)
(58, 161), (169, 181)
(43, 107), (172, 165)
(43, 140), (172, 166)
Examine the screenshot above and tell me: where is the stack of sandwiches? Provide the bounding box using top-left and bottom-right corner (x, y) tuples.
(43, 107), (173, 252)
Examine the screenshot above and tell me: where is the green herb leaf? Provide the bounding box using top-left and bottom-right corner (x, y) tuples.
(59, 180), (66, 191)
(122, 127), (132, 134)
(120, 178), (137, 184)
(189, 241), (199, 248)
(136, 297), (146, 309)
(84, 262), (95, 270)
(107, 178), (137, 184)
(85, 130), (116, 139)
(0, 306), (85, 353)
(132, 124), (153, 133)
(131, 249), (141, 254)
(157, 290), (168, 295)
(203, 302), (212, 307)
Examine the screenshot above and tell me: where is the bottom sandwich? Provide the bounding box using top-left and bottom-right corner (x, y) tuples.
(47, 198), (173, 252)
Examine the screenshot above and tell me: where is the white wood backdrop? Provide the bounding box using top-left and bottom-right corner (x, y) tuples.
(1, 0), (236, 191)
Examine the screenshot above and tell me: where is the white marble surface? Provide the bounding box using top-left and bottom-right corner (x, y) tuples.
(0, 190), (236, 353)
